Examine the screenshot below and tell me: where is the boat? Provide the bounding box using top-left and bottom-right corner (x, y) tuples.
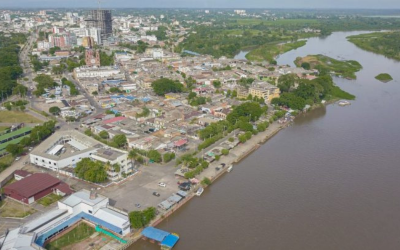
(338, 100), (351, 106)
(227, 165), (233, 172)
(196, 187), (204, 196)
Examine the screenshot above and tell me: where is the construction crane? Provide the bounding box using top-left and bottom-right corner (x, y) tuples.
(97, 0), (104, 10)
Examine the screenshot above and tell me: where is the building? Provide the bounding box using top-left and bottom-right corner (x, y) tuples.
(249, 81), (281, 103)
(82, 36), (95, 48)
(85, 10), (112, 40)
(91, 148), (131, 181)
(74, 66), (121, 78)
(85, 49), (101, 67)
(4, 173), (73, 204)
(85, 27), (102, 45)
(29, 130), (132, 179)
(0, 190), (130, 249)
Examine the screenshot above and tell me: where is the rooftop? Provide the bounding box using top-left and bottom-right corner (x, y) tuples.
(4, 173), (61, 198)
(92, 148), (125, 161)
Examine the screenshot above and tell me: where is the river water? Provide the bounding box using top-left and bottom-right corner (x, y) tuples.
(133, 31), (400, 250)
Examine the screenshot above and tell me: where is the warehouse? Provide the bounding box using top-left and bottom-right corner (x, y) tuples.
(3, 173), (73, 204)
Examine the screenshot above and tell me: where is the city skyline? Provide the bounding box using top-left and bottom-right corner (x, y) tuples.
(2, 0), (400, 9)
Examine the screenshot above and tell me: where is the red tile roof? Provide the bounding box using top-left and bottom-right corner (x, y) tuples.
(174, 139), (188, 147)
(5, 173), (61, 198)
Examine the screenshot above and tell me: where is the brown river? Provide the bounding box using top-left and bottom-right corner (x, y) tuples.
(132, 31), (400, 250)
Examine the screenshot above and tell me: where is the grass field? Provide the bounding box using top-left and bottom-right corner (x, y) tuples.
(295, 54), (362, 79)
(0, 154), (15, 166)
(246, 40), (307, 62)
(375, 73), (393, 82)
(45, 223), (95, 250)
(0, 111), (42, 123)
(37, 193), (63, 207)
(0, 126), (9, 132)
(0, 199), (36, 218)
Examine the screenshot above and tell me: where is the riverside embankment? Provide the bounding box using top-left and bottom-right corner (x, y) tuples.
(134, 30), (400, 250)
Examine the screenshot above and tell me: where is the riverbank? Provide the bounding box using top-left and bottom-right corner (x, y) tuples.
(121, 119), (289, 249)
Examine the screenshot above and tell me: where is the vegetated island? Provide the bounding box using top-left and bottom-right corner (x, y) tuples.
(246, 40), (307, 62)
(294, 54), (362, 79)
(347, 32), (400, 61)
(375, 73), (393, 83)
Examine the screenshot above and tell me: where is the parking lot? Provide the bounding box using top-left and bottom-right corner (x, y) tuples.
(99, 163), (183, 212)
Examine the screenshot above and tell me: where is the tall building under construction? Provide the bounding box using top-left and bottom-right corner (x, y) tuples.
(85, 10), (112, 40)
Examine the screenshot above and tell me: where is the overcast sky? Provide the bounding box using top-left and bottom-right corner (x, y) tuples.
(2, 0), (400, 9)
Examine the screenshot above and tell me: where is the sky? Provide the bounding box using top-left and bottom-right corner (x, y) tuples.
(1, 0), (400, 9)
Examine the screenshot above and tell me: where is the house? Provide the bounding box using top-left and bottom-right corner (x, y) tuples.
(4, 173), (73, 204)
(13, 170), (31, 180)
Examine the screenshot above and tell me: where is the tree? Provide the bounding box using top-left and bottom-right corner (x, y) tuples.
(142, 207), (157, 225)
(92, 91), (98, 95)
(212, 80), (221, 88)
(201, 177), (212, 187)
(238, 134), (247, 143)
(163, 152), (175, 163)
(221, 149), (229, 155)
(188, 92), (197, 100)
(99, 131), (109, 139)
(12, 84), (28, 97)
(151, 78), (183, 96)
(148, 150), (162, 163)
(301, 62), (311, 70)
(129, 211), (144, 229)
(113, 134), (127, 148)
(277, 73), (299, 93)
(6, 144), (23, 156)
(75, 158), (108, 183)
(49, 106), (61, 115)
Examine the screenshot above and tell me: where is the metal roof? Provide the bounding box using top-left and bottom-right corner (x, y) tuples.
(0, 126), (32, 141)
(4, 173), (60, 198)
(142, 227), (169, 242)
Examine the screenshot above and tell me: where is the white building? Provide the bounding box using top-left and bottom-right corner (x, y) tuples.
(85, 27), (102, 45)
(73, 66), (121, 78)
(91, 148), (131, 180)
(0, 190), (131, 250)
(29, 130), (133, 179)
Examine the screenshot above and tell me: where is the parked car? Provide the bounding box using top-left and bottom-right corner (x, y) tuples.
(15, 157), (21, 161)
(158, 182), (166, 187)
(135, 203), (141, 208)
(153, 192), (160, 197)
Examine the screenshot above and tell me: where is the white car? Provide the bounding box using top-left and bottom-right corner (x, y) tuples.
(15, 157), (21, 161)
(158, 182), (166, 187)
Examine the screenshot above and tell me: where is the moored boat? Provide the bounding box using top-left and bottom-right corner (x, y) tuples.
(227, 165), (233, 172)
(196, 187), (204, 196)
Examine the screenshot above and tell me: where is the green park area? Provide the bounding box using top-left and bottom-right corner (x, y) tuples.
(0, 111), (42, 123)
(347, 32), (400, 61)
(375, 73), (393, 82)
(45, 223), (95, 250)
(294, 54), (362, 79)
(246, 40), (307, 62)
(37, 193), (64, 207)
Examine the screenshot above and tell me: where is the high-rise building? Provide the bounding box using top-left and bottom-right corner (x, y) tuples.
(85, 10), (112, 40)
(85, 27), (102, 45)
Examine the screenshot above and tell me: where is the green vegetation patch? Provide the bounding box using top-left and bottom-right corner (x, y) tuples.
(375, 73), (393, 82)
(347, 32), (400, 61)
(0, 111), (43, 123)
(294, 54), (362, 79)
(246, 40), (307, 62)
(37, 193), (63, 207)
(0, 200), (36, 218)
(45, 223), (95, 250)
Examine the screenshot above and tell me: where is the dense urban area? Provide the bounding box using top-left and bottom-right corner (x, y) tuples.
(0, 7), (399, 250)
